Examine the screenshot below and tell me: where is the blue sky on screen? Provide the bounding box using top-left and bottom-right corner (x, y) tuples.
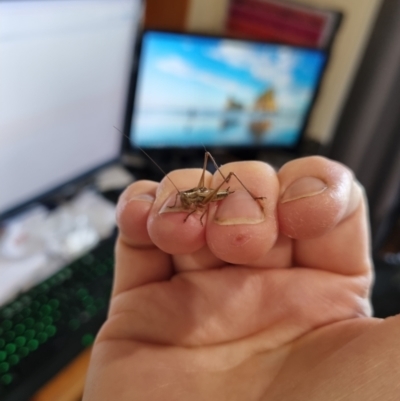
(135, 32), (326, 113)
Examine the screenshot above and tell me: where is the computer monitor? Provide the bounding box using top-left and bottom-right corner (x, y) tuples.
(0, 1), (142, 399)
(128, 31), (328, 151)
(0, 0), (143, 218)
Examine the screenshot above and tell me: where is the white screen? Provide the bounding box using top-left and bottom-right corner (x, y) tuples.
(0, 0), (142, 214)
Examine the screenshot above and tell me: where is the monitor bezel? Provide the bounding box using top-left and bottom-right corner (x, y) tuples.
(0, 159), (120, 221)
(123, 29), (332, 159)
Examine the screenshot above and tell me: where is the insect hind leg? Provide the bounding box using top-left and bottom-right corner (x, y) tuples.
(205, 153), (265, 204)
(204, 152), (228, 182)
(225, 172), (266, 208)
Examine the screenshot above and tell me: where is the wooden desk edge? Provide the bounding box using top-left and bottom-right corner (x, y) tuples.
(30, 347), (92, 401)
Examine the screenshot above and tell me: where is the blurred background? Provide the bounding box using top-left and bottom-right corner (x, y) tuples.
(142, 0), (400, 256)
(1, 0), (400, 399)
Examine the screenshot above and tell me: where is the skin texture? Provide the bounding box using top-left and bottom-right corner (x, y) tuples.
(82, 156), (400, 401)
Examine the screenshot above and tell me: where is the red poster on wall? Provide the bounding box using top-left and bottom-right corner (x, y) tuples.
(226, 0), (342, 49)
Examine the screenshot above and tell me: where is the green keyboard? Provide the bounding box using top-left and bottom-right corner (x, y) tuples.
(0, 237), (115, 401)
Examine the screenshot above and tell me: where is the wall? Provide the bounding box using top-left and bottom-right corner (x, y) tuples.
(186, 0), (230, 33)
(185, 0), (383, 144)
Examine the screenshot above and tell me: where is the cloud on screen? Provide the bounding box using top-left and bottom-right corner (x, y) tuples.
(156, 55), (255, 99)
(208, 41), (296, 89)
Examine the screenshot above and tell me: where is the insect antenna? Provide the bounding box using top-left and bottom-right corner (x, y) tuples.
(113, 126), (181, 193)
(137, 147), (181, 193)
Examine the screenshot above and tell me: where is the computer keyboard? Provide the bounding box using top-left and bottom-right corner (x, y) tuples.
(0, 236), (116, 401)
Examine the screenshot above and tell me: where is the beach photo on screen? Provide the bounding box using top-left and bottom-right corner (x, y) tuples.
(131, 31), (327, 148)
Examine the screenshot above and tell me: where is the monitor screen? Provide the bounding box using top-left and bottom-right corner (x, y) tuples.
(0, 0), (142, 216)
(129, 31), (327, 150)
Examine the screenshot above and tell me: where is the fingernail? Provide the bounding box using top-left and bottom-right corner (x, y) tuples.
(128, 194), (155, 203)
(281, 177), (327, 204)
(159, 194), (185, 214)
(116, 194), (155, 221)
(214, 191), (265, 225)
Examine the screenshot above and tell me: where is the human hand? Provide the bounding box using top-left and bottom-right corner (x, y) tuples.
(83, 156), (400, 401)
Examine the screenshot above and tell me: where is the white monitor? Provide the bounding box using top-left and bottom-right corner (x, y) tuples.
(0, 0), (143, 216)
